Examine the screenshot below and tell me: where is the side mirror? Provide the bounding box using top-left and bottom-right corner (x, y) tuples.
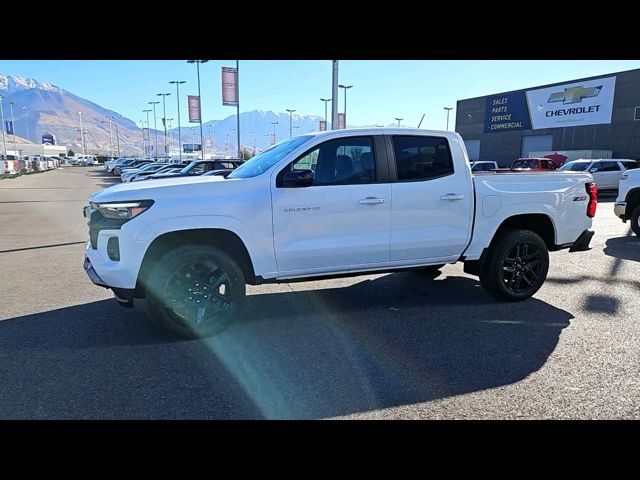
(282, 169), (314, 188)
(589, 168), (598, 173)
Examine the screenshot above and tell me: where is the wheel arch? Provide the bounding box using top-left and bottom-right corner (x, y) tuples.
(491, 213), (556, 249)
(135, 228), (257, 297)
(625, 188), (640, 217)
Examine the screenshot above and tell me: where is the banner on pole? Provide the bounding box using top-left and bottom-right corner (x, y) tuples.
(76, 128), (82, 143)
(4, 120), (13, 135)
(142, 128), (150, 141)
(222, 67), (239, 106)
(337, 113), (346, 129)
(319, 120), (326, 131)
(188, 95), (201, 123)
(270, 133), (275, 145)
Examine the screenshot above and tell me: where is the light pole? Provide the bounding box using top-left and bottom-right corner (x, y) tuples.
(271, 121), (278, 144)
(168, 81), (185, 160)
(187, 60), (208, 161)
(166, 118), (174, 154)
(9, 102), (18, 156)
(320, 98), (331, 126)
(149, 101), (160, 159)
(77, 111), (86, 155)
(331, 61), (339, 130)
(153, 93), (171, 156)
(101, 119), (114, 158)
(208, 124), (215, 156)
(338, 84), (353, 127)
(0, 95), (7, 158)
(250, 130), (255, 156)
(142, 109), (152, 158)
(230, 128), (236, 156)
(114, 123), (121, 157)
(286, 109), (296, 138)
(395, 117), (403, 128)
(444, 107), (454, 130)
(191, 127), (196, 154)
(21, 106), (30, 142)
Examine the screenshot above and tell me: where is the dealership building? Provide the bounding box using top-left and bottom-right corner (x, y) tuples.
(455, 68), (640, 166)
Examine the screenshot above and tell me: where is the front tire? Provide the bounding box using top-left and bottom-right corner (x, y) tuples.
(480, 229), (549, 301)
(145, 244), (246, 338)
(630, 205), (640, 237)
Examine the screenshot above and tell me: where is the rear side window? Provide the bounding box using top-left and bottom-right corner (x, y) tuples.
(623, 161), (640, 170)
(598, 161), (620, 172)
(392, 136), (453, 181)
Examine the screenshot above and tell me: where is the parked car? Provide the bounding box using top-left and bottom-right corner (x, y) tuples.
(144, 159), (243, 181)
(111, 159), (142, 175)
(470, 161), (499, 173)
(84, 128), (596, 338)
(131, 166), (185, 181)
(121, 163), (170, 182)
(116, 160), (153, 176)
(1, 156), (18, 178)
(614, 167), (640, 236)
(202, 169), (235, 178)
(559, 159), (639, 191)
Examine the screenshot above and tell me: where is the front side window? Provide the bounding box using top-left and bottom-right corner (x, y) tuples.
(392, 136), (453, 181)
(622, 161), (640, 170)
(280, 136), (376, 186)
(229, 136), (313, 179)
(598, 161), (620, 172)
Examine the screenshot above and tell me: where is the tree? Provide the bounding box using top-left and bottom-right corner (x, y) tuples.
(67, 149), (75, 157)
(240, 147), (253, 160)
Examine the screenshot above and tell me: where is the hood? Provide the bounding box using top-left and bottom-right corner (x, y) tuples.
(89, 174), (227, 203)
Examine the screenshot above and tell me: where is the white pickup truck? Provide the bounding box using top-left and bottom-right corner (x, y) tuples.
(614, 167), (640, 236)
(83, 129), (597, 338)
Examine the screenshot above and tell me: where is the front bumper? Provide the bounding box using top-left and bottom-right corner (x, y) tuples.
(614, 202), (627, 221)
(569, 229), (594, 252)
(84, 255), (108, 288)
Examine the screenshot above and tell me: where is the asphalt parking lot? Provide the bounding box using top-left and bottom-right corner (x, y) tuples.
(0, 166), (638, 419)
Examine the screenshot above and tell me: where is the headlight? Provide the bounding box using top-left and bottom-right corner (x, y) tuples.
(91, 200), (154, 220)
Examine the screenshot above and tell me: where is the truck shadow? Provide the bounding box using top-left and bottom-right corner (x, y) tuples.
(604, 235), (640, 262)
(0, 273), (572, 419)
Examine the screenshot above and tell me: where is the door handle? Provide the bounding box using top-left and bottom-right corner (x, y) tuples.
(440, 193), (465, 201)
(359, 197), (385, 205)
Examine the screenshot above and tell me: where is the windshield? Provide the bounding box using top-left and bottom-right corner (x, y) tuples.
(559, 161), (590, 172)
(512, 159), (535, 169)
(228, 136), (313, 179)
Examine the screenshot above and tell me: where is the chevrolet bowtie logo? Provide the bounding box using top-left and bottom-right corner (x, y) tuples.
(548, 85), (602, 104)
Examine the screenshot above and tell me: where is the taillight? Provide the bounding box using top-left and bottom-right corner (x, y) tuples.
(586, 182), (597, 218)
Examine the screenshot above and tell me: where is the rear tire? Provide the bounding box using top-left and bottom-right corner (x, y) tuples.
(145, 243), (246, 338)
(630, 205), (640, 237)
(480, 229), (549, 302)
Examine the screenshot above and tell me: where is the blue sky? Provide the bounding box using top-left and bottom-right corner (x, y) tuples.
(2, 60), (640, 129)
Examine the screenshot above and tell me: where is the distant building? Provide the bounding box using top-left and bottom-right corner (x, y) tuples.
(455, 68), (640, 166)
(4, 142), (67, 158)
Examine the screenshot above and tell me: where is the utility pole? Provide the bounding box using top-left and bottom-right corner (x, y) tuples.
(236, 60), (241, 159)
(331, 61), (339, 130)
(187, 60), (209, 160)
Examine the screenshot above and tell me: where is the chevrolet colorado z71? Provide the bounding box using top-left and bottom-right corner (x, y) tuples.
(84, 129), (596, 337)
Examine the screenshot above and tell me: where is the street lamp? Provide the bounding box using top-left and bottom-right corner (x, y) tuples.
(142, 109), (152, 158)
(114, 123), (121, 157)
(230, 128), (236, 156)
(338, 84), (353, 126)
(0, 95), (8, 158)
(444, 107), (454, 130)
(100, 119), (115, 158)
(207, 124), (215, 156)
(166, 118), (174, 154)
(168, 81), (185, 160)
(395, 117), (403, 128)
(286, 109), (296, 138)
(320, 98), (331, 126)
(149, 101), (160, 159)
(271, 121), (278, 144)
(9, 102), (18, 156)
(187, 60), (209, 161)
(157, 92), (172, 158)
(142, 109), (152, 157)
(191, 127), (196, 154)
(77, 111), (86, 155)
